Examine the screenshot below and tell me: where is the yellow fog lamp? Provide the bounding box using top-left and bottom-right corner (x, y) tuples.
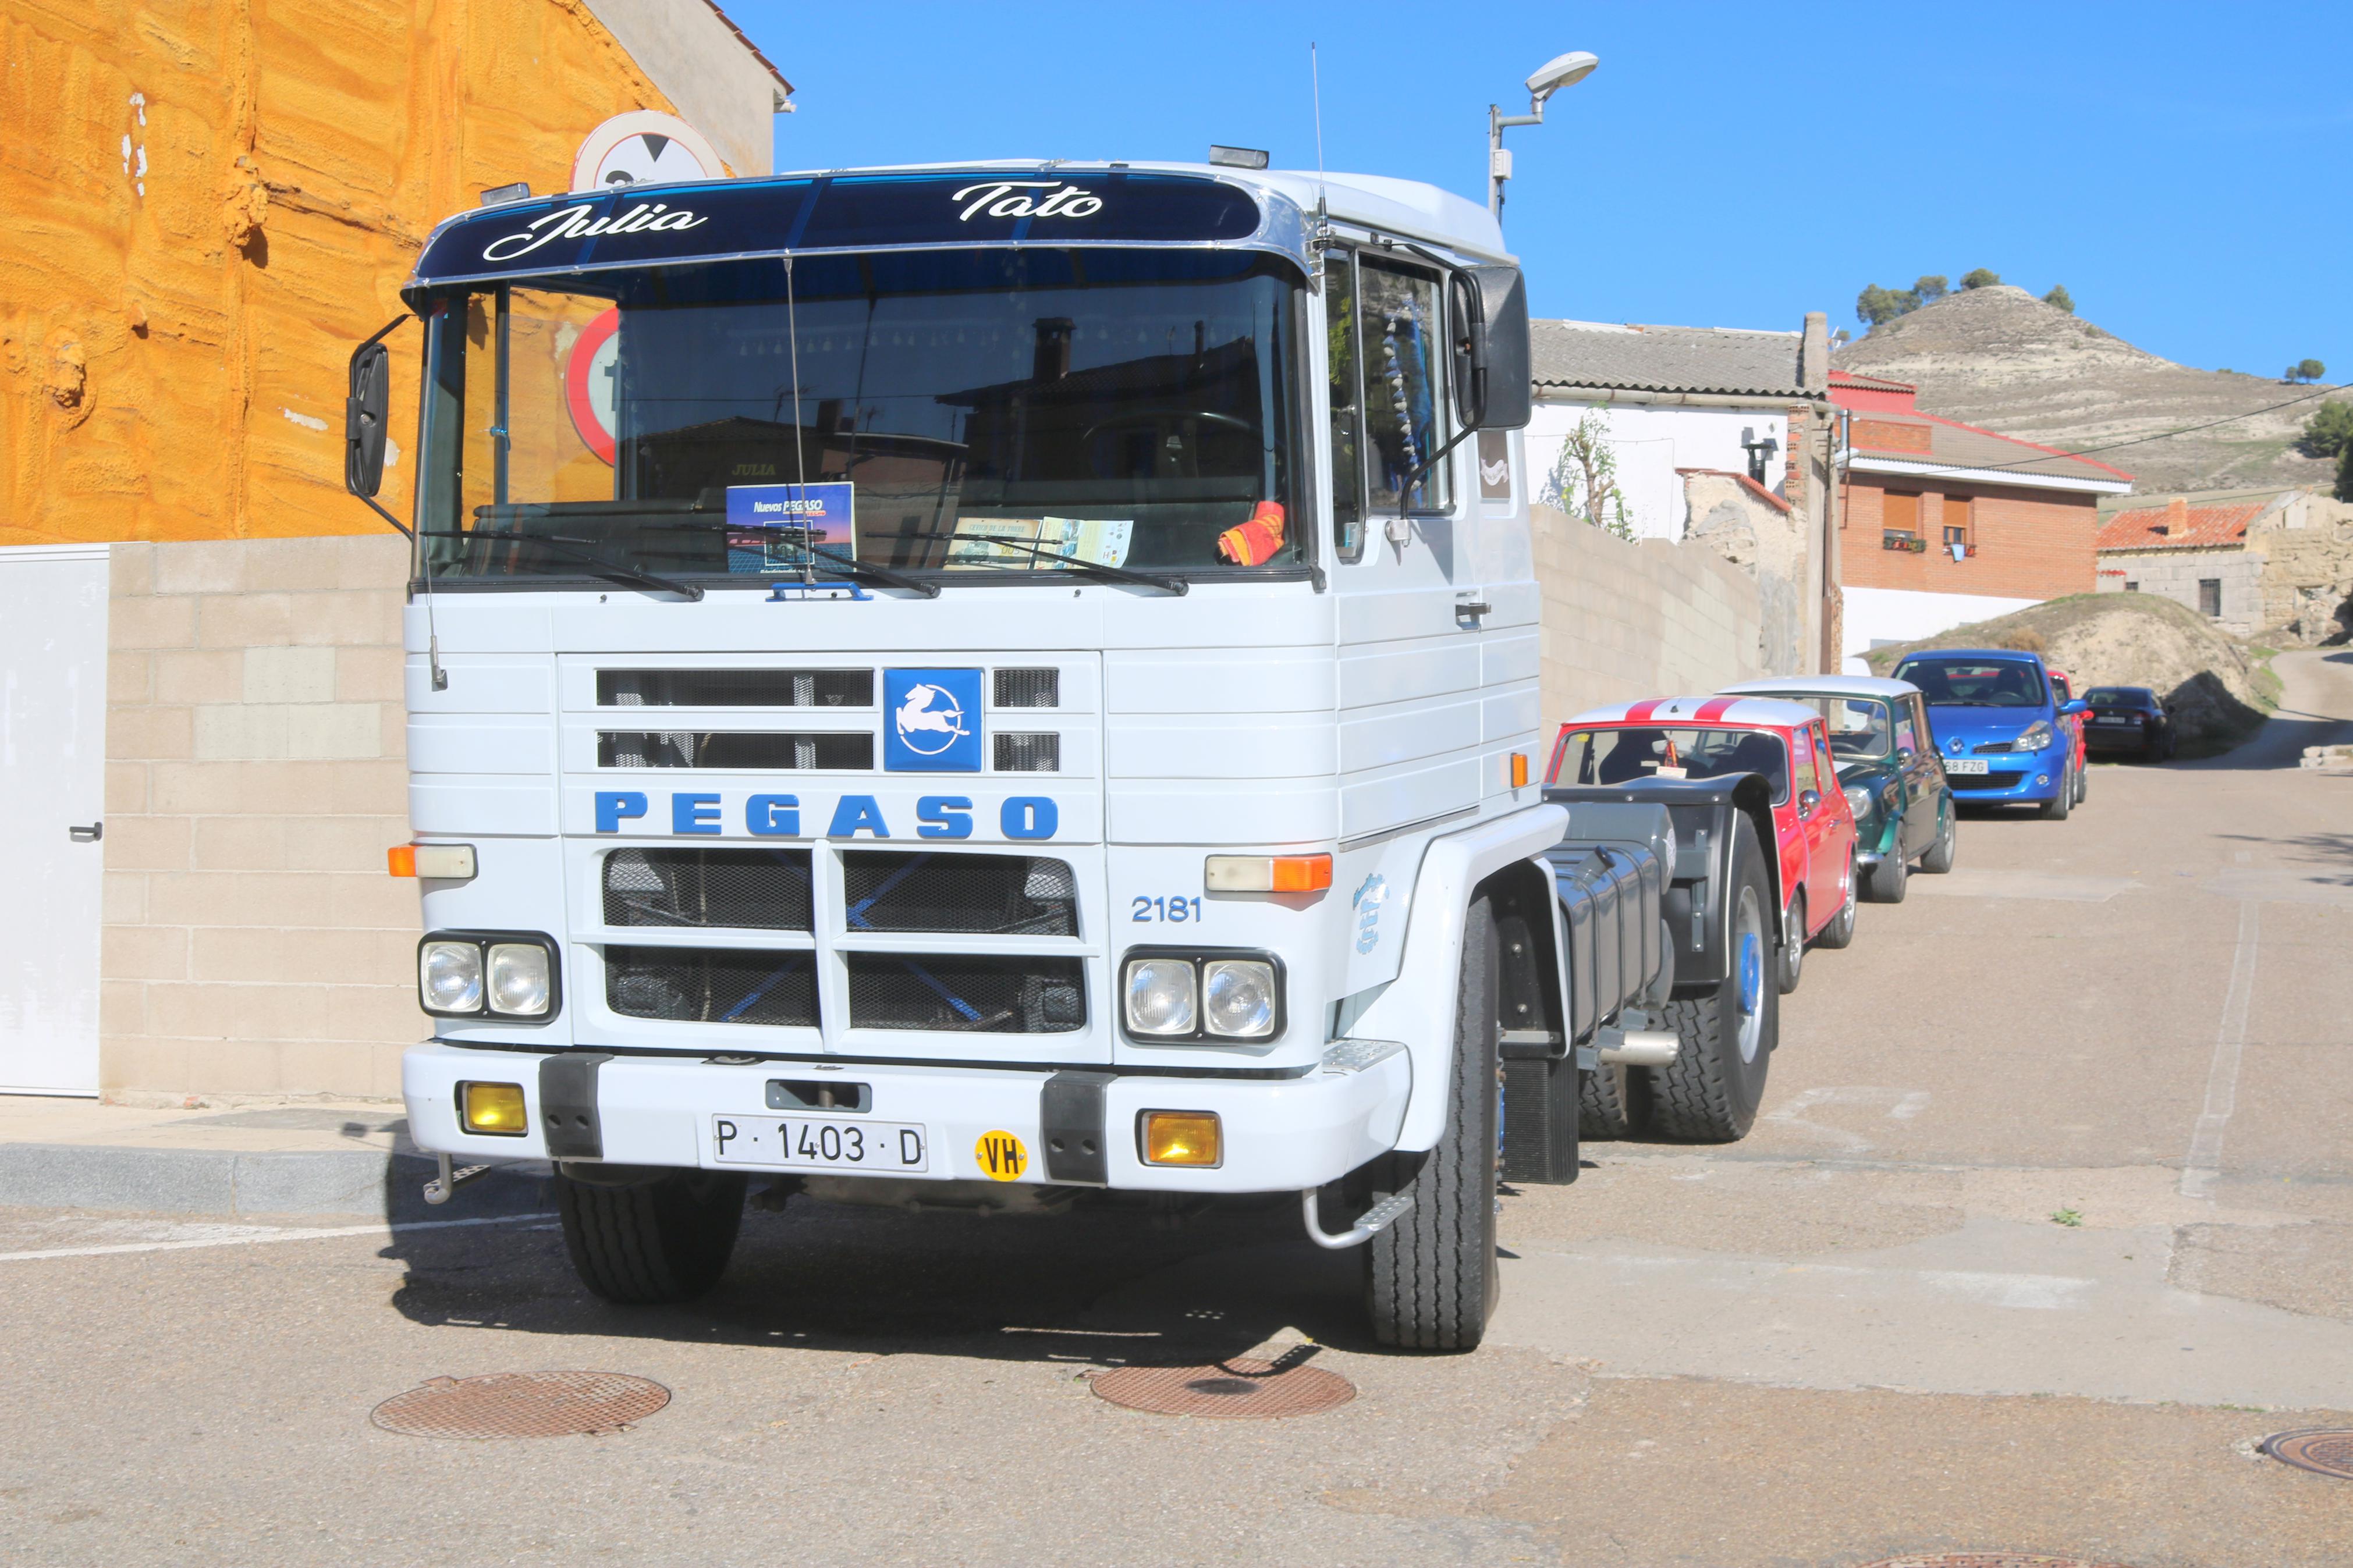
(459, 1081), (529, 1136)
(1141, 1111), (1221, 1168)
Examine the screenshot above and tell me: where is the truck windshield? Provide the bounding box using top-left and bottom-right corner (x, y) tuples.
(413, 247), (1303, 588)
(1548, 727), (1791, 803)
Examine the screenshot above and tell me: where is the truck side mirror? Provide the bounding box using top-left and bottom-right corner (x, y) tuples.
(1461, 264), (1530, 431)
(345, 339), (391, 499)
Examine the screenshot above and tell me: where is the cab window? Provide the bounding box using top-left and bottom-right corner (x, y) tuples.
(1325, 251), (1365, 562)
(1357, 257), (1451, 515)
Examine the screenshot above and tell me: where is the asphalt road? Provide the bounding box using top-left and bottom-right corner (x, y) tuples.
(3, 652), (2350, 1567)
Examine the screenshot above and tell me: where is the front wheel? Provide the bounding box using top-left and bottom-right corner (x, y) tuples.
(1368, 893), (1500, 1351)
(1921, 803), (1957, 873)
(2040, 768), (2072, 820)
(1775, 891), (1806, 994)
(556, 1168), (747, 1305)
(1867, 841), (1910, 902)
(1814, 856), (1858, 948)
(1651, 814), (1777, 1142)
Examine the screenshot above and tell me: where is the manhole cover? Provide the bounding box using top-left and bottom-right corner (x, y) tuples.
(2262, 1427), (2353, 1480)
(370, 1371), (670, 1439)
(1089, 1357), (1354, 1420)
(1856, 1558), (2136, 1568)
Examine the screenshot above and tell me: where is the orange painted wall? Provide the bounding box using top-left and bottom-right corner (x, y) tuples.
(0, 0), (697, 546)
(1840, 478), (2101, 600)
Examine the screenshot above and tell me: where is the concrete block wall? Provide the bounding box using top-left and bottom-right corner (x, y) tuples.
(2094, 549), (2265, 637)
(1533, 502), (1774, 727)
(102, 536), (423, 1100)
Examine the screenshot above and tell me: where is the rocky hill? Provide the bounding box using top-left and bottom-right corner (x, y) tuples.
(1834, 285), (2343, 497)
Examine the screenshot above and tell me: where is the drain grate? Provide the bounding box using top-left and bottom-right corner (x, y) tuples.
(2261, 1428), (2353, 1480)
(1089, 1356), (1355, 1420)
(1855, 1558), (2137, 1568)
(370, 1371), (671, 1439)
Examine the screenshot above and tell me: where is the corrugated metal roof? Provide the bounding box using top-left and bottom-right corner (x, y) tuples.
(1531, 319), (1812, 397)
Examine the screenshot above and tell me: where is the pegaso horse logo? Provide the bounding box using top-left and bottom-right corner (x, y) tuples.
(894, 682), (970, 756)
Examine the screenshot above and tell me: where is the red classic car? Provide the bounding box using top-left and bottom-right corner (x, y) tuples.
(1546, 695), (1860, 995)
(2047, 669), (2089, 808)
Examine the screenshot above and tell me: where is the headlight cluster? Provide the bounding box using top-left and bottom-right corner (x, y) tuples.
(2011, 720), (2056, 753)
(1843, 784), (1874, 821)
(1122, 951), (1283, 1043)
(418, 932), (560, 1021)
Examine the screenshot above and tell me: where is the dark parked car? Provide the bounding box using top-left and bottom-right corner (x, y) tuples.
(2081, 685), (2175, 760)
(1723, 675), (1957, 902)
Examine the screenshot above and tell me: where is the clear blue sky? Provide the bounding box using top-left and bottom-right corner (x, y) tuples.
(722, 0), (2348, 382)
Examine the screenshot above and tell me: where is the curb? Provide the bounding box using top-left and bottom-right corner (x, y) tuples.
(0, 1143), (552, 1222)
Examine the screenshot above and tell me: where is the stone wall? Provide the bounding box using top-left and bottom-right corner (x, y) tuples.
(2250, 492), (2353, 645)
(1534, 502), (1776, 726)
(2094, 549), (2264, 637)
(102, 535), (419, 1099)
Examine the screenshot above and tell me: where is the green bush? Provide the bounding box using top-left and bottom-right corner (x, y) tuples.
(2042, 284), (2074, 314)
(1961, 268), (2001, 289)
(2298, 400), (2353, 458)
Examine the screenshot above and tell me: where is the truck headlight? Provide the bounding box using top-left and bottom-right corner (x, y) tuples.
(418, 931), (560, 1022)
(2012, 720), (2055, 753)
(487, 943), (552, 1018)
(1202, 960), (1277, 1039)
(1124, 958), (1197, 1036)
(420, 940), (484, 1014)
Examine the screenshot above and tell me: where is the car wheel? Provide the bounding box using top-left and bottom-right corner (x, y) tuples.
(2074, 761), (2088, 806)
(1921, 803), (1957, 873)
(1652, 814), (1776, 1142)
(1867, 841), (1909, 902)
(1815, 855), (1858, 948)
(2040, 767), (2072, 820)
(1775, 890), (1805, 994)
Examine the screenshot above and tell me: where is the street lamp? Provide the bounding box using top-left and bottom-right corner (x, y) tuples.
(1489, 49), (1599, 220)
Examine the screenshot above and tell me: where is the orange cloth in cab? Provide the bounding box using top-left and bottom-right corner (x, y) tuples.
(1216, 501), (1287, 566)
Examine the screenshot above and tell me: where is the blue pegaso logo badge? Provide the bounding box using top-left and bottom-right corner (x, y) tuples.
(1351, 874), (1388, 955)
(884, 669), (982, 772)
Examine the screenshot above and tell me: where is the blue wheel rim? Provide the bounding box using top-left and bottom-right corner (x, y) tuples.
(1737, 931), (1763, 1017)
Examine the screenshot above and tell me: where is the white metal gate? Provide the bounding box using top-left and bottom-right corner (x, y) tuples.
(0, 545), (109, 1095)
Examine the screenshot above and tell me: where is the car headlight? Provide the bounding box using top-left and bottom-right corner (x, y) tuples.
(420, 940), (484, 1014)
(1202, 960), (1277, 1039)
(1843, 784), (1873, 820)
(2012, 720), (2055, 752)
(1123, 958), (1198, 1036)
(487, 943), (552, 1018)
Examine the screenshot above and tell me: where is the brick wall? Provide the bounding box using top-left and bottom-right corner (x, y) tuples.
(102, 536), (421, 1100)
(1841, 477), (2101, 600)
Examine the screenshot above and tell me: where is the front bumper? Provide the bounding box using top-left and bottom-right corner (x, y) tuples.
(403, 1041), (1412, 1194)
(1943, 749), (2067, 802)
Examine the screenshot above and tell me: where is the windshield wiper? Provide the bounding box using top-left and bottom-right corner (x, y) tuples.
(803, 547), (941, 600)
(419, 530), (706, 600)
(942, 532), (1187, 596)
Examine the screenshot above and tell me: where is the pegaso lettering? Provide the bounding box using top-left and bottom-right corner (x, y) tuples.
(480, 201), (706, 262)
(950, 180), (1103, 223)
(592, 791), (1059, 842)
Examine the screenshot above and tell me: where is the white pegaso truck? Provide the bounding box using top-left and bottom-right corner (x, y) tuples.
(346, 161), (1774, 1350)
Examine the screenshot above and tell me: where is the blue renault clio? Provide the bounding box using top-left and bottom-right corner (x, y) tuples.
(1889, 648), (2089, 820)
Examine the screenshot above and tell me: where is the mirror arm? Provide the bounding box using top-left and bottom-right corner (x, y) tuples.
(1401, 422), (1477, 489)
(346, 315), (414, 539)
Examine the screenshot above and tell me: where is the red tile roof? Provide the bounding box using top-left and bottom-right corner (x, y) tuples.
(2096, 499), (2266, 552)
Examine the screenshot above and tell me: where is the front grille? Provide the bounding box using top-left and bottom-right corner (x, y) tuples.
(993, 732), (1060, 773)
(1971, 740), (2017, 755)
(599, 731), (874, 770)
(599, 669), (872, 707)
(1951, 770), (2025, 791)
(994, 668), (1059, 707)
(604, 945), (819, 1026)
(842, 851), (1078, 936)
(604, 848), (814, 930)
(846, 954), (1085, 1033)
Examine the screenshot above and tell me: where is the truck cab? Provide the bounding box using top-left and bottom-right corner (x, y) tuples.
(354, 161), (1693, 1350)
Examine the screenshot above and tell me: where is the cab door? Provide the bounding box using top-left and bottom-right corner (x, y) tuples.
(1792, 721), (1840, 928)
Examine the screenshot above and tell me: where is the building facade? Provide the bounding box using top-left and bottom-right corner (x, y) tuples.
(2097, 487), (2353, 642)
(1833, 370), (2132, 660)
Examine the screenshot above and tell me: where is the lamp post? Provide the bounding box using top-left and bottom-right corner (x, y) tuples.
(1489, 50), (1599, 221)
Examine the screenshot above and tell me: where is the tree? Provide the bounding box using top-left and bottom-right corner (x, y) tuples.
(2304, 400), (2353, 458)
(2338, 434), (2353, 504)
(2043, 284), (2074, 314)
(1857, 284), (1914, 326)
(1961, 268), (2001, 289)
(1546, 408), (1635, 541)
(2298, 358), (2327, 383)
(1913, 275), (1950, 303)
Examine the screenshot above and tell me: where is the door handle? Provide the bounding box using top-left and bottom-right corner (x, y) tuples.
(1455, 596), (1493, 621)
(69, 823), (102, 843)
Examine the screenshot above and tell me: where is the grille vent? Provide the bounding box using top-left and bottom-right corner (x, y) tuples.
(846, 954), (1085, 1034)
(599, 669), (873, 708)
(842, 851), (1077, 937)
(599, 731), (873, 770)
(993, 668), (1059, 708)
(604, 945), (819, 1027)
(993, 732), (1060, 773)
(603, 848), (814, 931)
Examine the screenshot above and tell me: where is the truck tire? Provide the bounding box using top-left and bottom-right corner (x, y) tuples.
(1651, 815), (1776, 1142)
(1921, 805), (1957, 873)
(555, 1168), (747, 1305)
(1815, 854), (1858, 948)
(2041, 766), (2072, 820)
(1578, 1059), (1644, 1139)
(1866, 841), (1908, 903)
(1775, 890), (1805, 994)
(1367, 892), (1501, 1352)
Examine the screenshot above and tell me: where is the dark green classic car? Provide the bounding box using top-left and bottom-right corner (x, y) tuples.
(1721, 675), (1955, 902)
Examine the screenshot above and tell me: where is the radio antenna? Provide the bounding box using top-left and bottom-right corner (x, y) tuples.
(1310, 42), (1331, 245)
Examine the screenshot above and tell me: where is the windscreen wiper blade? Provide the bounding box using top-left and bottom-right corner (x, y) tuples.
(418, 529), (707, 600)
(804, 547), (941, 599)
(943, 532), (1187, 596)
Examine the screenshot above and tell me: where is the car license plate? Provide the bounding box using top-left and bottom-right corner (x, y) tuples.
(2094, 717), (2133, 726)
(1943, 758), (1991, 775)
(711, 1114), (928, 1172)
